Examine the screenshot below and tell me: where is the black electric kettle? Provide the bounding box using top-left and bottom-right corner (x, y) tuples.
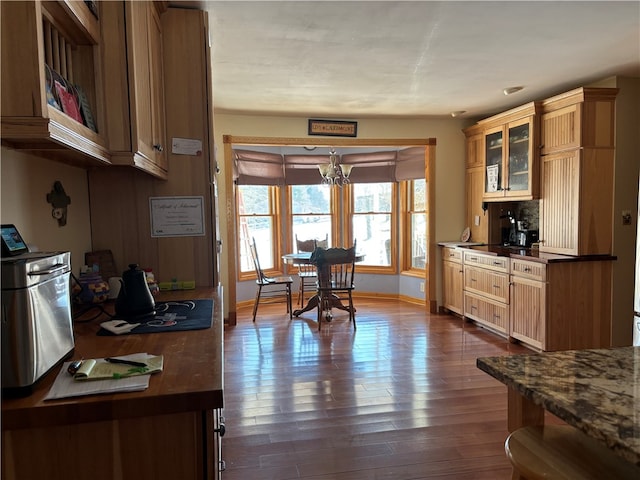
(114, 264), (156, 319)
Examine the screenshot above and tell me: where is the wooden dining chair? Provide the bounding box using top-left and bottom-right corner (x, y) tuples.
(310, 242), (357, 330)
(294, 234), (328, 306)
(248, 237), (293, 322)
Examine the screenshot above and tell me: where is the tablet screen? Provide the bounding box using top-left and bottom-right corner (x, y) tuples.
(1, 224), (29, 256)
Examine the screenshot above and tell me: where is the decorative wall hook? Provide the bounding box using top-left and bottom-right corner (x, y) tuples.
(46, 180), (71, 226)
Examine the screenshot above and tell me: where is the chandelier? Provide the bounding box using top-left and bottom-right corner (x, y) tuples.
(317, 148), (353, 187)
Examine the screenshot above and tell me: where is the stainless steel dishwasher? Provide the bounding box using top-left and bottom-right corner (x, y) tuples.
(1, 251), (74, 392)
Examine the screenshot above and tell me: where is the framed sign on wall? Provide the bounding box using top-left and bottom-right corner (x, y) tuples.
(308, 119), (358, 137)
(149, 196), (205, 237)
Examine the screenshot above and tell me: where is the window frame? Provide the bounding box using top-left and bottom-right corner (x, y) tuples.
(343, 182), (398, 274)
(285, 184), (338, 258)
(400, 179), (427, 277)
(236, 184), (285, 281)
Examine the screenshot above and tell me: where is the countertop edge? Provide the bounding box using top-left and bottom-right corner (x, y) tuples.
(441, 243), (617, 264)
(2, 288), (224, 431)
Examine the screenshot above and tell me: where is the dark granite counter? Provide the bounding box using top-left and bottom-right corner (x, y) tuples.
(447, 243), (616, 264)
(477, 346), (640, 466)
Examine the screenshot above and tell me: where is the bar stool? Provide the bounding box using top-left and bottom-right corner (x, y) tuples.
(505, 425), (640, 480)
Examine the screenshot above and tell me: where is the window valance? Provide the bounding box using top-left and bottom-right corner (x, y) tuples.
(234, 147), (426, 185)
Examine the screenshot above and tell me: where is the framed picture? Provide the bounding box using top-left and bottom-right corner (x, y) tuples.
(149, 196), (206, 238)
(308, 119), (358, 137)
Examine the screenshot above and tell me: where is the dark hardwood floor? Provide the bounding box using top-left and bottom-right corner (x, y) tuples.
(222, 298), (537, 479)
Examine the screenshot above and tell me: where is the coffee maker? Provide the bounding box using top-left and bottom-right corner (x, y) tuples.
(515, 221), (538, 247)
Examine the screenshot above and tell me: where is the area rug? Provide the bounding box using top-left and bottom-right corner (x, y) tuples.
(97, 299), (213, 336)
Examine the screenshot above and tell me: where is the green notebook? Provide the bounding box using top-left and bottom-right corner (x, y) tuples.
(73, 355), (163, 381)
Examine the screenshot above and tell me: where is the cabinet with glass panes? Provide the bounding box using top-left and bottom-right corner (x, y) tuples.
(479, 102), (541, 201)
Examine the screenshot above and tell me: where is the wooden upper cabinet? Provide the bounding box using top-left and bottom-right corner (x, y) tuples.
(476, 102), (541, 202)
(0, 0), (110, 165)
(539, 88), (618, 255)
(464, 127), (484, 169)
(102, 1), (168, 179)
(463, 125), (488, 243)
(540, 87), (617, 155)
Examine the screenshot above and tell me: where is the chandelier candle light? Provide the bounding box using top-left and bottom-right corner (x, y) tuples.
(318, 148), (353, 186)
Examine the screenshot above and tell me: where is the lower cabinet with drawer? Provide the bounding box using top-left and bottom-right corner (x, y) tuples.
(463, 251), (510, 336)
(458, 249), (614, 351)
(442, 247), (464, 315)
(510, 259), (546, 350)
(509, 257), (614, 351)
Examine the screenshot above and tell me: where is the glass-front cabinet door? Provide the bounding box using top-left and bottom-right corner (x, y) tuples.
(506, 117), (535, 198)
(483, 125), (505, 199)
(483, 115), (538, 201)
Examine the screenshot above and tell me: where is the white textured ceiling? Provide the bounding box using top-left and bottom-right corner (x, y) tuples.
(189, 1), (640, 119)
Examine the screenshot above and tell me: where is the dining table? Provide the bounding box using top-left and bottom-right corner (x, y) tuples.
(282, 251), (364, 317)
(476, 346), (640, 467)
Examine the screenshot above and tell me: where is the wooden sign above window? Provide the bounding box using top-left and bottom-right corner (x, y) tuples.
(308, 119), (358, 137)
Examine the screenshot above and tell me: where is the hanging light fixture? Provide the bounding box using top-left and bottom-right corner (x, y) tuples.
(318, 148), (353, 187)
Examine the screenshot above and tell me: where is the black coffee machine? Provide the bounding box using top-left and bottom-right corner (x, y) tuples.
(516, 228), (539, 247)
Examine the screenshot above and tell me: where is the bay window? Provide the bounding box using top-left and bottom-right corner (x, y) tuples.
(402, 178), (427, 272)
(237, 184), (281, 279)
(346, 182), (396, 272)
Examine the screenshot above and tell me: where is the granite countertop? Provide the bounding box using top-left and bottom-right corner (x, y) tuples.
(477, 346), (640, 466)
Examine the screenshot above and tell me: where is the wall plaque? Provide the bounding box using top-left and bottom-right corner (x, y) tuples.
(308, 119), (358, 137)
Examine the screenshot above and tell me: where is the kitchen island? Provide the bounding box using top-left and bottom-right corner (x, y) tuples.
(2, 287), (224, 480)
(477, 346), (640, 467)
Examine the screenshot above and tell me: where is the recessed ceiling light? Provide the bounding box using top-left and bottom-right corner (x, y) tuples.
(503, 86), (524, 96)
(450, 110), (466, 117)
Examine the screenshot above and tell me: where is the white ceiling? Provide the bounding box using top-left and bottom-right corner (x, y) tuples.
(186, 1), (640, 120)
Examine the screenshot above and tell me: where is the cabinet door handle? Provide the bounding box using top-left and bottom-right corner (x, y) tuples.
(153, 143), (164, 152)
(523, 267), (531, 272)
(493, 285), (501, 289)
(493, 261), (501, 265)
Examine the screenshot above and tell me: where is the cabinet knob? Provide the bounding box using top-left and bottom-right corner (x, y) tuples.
(153, 144), (164, 152)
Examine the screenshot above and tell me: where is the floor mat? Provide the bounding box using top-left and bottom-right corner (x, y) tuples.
(97, 299), (213, 335)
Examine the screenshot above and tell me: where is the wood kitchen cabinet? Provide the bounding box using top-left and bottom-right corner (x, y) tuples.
(463, 251), (509, 335)
(442, 247), (464, 315)
(509, 256), (614, 351)
(2, 288), (225, 480)
(478, 103), (540, 202)
(457, 248), (614, 351)
(463, 125), (488, 243)
(509, 258), (546, 350)
(1, 0), (110, 165)
(88, 6), (217, 289)
(102, 1), (168, 179)
(538, 88), (617, 255)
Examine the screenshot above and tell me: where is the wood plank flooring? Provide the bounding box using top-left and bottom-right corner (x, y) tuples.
(222, 298), (535, 479)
